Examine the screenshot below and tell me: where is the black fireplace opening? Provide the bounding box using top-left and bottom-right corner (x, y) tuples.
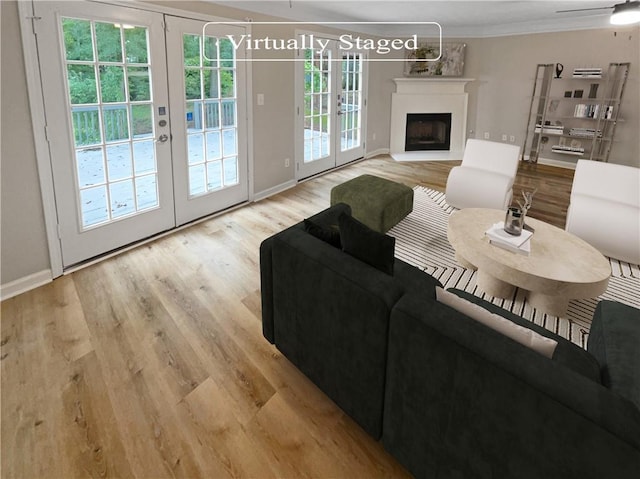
(405, 113), (452, 151)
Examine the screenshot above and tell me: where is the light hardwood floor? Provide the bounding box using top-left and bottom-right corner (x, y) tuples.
(1, 156), (573, 479)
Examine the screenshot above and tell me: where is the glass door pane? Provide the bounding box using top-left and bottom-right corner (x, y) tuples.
(336, 50), (366, 167)
(340, 53), (363, 152)
(183, 34), (239, 197)
(303, 48), (332, 163)
(62, 18), (159, 229)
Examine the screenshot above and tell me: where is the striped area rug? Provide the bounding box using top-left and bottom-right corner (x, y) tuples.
(388, 186), (640, 347)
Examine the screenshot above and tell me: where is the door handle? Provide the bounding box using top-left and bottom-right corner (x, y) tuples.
(157, 134), (169, 143)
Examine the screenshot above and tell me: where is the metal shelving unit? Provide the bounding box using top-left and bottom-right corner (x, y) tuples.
(522, 62), (630, 163)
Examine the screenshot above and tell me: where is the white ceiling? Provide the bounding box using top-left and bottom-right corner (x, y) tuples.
(212, 1), (627, 37)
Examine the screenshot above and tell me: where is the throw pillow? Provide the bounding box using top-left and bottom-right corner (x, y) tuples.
(338, 213), (395, 275)
(436, 287), (557, 358)
(303, 218), (341, 248)
(448, 288), (601, 382)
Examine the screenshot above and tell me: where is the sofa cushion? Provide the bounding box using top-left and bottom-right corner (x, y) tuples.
(447, 289), (601, 382)
(588, 300), (640, 410)
(303, 218), (341, 248)
(339, 212), (395, 275)
(436, 287), (557, 358)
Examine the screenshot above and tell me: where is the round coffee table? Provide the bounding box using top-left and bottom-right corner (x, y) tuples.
(447, 208), (611, 317)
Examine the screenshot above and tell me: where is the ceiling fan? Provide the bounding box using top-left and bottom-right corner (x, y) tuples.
(556, 0), (640, 25)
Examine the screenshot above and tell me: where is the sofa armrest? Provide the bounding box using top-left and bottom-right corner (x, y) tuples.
(588, 300), (640, 410)
(266, 224), (411, 439)
(260, 203), (352, 343)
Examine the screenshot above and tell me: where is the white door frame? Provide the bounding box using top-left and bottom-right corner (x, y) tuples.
(18, 0), (64, 276)
(18, 0), (254, 278)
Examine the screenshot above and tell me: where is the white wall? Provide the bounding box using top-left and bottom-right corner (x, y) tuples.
(1, 0), (51, 288)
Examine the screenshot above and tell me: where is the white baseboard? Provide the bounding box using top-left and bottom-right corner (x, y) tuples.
(253, 179), (298, 202)
(1, 269), (52, 301)
(365, 148), (390, 159)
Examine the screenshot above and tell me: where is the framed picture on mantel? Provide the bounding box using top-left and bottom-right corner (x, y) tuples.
(405, 42), (466, 77)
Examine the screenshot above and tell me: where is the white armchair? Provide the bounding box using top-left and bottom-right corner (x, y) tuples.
(445, 139), (521, 210)
(565, 159), (640, 264)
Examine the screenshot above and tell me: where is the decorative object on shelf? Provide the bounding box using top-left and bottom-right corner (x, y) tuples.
(534, 122), (563, 135)
(570, 127), (602, 138)
(555, 63), (564, 78)
(574, 103), (604, 119)
(603, 105), (614, 119)
(572, 67), (603, 78)
(404, 42), (466, 77)
(552, 144), (584, 155)
(573, 89), (584, 98)
(503, 207), (524, 236)
(589, 83), (600, 98)
(549, 139), (587, 156)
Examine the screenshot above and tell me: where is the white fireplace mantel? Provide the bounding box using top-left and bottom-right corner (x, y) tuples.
(393, 77), (475, 94)
(390, 77), (475, 161)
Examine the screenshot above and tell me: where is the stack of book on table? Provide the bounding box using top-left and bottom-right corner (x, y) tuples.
(485, 222), (533, 256)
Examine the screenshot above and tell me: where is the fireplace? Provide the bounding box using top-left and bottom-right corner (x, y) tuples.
(405, 113), (452, 151)
(390, 78), (473, 161)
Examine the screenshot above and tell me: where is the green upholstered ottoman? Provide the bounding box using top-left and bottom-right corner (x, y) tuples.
(330, 175), (413, 233)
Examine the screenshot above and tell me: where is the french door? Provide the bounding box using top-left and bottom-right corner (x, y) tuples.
(296, 37), (367, 179)
(166, 17), (248, 226)
(33, 1), (248, 268)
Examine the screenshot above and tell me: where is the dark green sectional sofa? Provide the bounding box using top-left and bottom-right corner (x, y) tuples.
(260, 204), (640, 478)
